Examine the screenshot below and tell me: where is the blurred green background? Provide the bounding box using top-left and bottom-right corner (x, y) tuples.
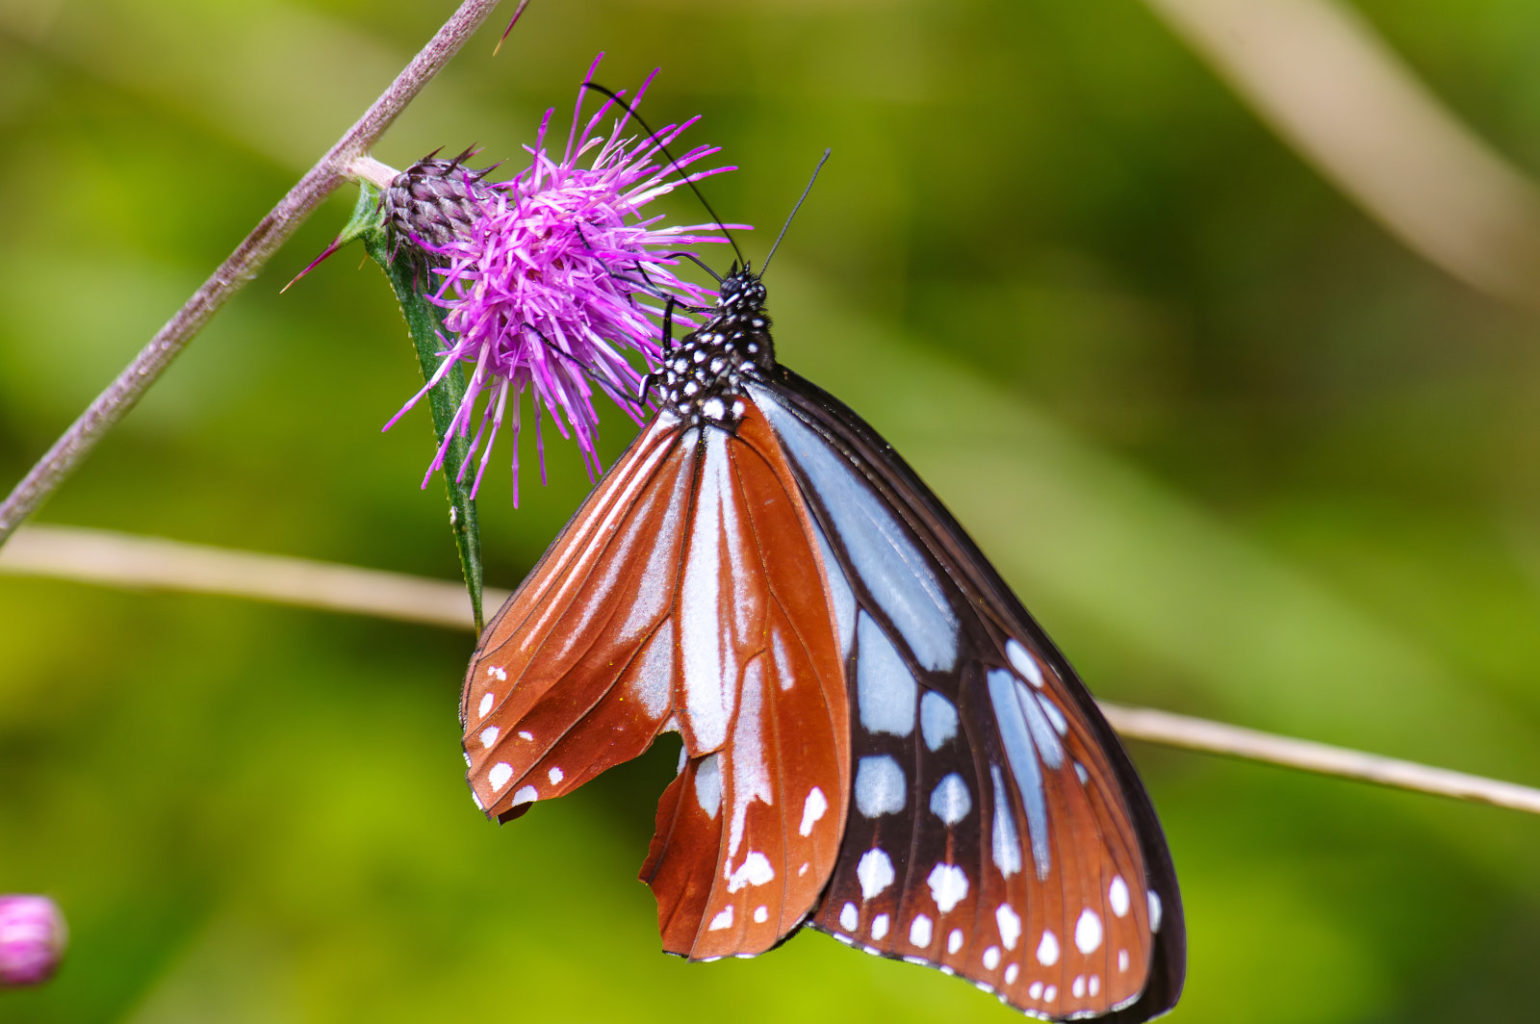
(4, 1), (1540, 1021)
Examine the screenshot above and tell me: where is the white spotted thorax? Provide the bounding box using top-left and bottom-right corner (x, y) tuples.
(660, 267), (773, 429)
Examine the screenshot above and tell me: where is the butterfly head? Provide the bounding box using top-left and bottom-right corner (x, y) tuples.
(661, 266), (774, 430)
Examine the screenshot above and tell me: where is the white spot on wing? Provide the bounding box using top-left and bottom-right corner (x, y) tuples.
(926, 863), (969, 914)
(1118, 949), (1131, 973)
(694, 753), (723, 818)
(1036, 930), (1060, 967)
(547, 766), (563, 786)
(478, 726), (499, 748)
(753, 905), (769, 924)
(840, 902), (858, 932)
(854, 755), (906, 817)
(512, 785), (537, 806)
(799, 787), (828, 837)
(1149, 891), (1163, 933)
(726, 851), (775, 893)
(1075, 908), (1103, 954)
(477, 692), (495, 718)
(487, 762), (512, 791)
(857, 848), (895, 900)
(983, 946), (1001, 970)
(909, 914), (933, 948)
(947, 928), (964, 954)
(1109, 875), (1130, 917)
(929, 773), (972, 825)
(871, 914), (890, 941)
(1005, 963), (1019, 985)
(996, 904), (1022, 950)
(1028, 981), (1044, 1000)
(708, 906), (734, 931)
(1072, 975), (1086, 999)
(486, 666), (507, 682)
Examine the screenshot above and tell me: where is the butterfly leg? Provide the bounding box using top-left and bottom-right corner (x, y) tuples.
(640, 295), (681, 403)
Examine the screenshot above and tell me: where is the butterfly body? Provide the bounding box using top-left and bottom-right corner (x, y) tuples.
(462, 267), (1184, 1021)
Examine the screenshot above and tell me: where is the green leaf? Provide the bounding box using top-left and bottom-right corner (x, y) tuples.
(355, 183), (485, 634)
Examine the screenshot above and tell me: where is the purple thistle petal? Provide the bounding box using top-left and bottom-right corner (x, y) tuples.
(385, 60), (741, 506)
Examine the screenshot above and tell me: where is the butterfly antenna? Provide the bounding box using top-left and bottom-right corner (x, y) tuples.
(582, 82), (747, 269)
(761, 149), (830, 276)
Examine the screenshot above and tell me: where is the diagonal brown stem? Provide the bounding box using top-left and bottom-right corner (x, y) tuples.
(0, 0), (512, 546)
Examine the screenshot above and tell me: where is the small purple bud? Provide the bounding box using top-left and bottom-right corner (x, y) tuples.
(383, 149), (497, 253)
(0, 895), (67, 987)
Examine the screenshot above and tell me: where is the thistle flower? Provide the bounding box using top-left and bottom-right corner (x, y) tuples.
(384, 60), (738, 504)
(0, 895), (67, 987)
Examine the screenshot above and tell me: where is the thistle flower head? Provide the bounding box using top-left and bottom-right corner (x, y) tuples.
(0, 895), (67, 987)
(386, 59), (739, 503)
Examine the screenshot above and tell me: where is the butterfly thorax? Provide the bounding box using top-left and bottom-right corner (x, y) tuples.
(661, 268), (775, 430)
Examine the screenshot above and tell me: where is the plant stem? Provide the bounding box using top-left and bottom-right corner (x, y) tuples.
(1100, 701), (1540, 815)
(0, 0), (510, 546)
(8, 521), (1540, 818)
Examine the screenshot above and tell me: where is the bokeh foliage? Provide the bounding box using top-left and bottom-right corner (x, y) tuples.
(3, 1), (1540, 1021)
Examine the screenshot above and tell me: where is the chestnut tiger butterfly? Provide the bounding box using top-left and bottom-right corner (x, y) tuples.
(459, 136), (1184, 1022)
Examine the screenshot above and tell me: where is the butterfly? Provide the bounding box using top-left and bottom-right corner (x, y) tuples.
(458, 262), (1185, 1021)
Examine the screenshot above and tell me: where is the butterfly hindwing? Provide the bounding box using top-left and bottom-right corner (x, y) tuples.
(749, 374), (1184, 1021)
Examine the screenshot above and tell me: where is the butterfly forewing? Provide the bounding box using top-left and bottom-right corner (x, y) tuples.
(640, 408), (851, 959)
(749, 375), (1183, 1021)
(463, 417), (699, 819)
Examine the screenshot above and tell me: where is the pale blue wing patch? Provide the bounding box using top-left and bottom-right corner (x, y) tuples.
(753, 389), (960, 672)
(919, 691), (958, 751)
(856, 612), (919, 737)
(987, 667), (1057, 879)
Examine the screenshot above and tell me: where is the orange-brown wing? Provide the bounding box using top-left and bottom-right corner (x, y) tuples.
(462, 416), (696, 819)
(463, 404), (852, 960)
(639, 406), (850, 960)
